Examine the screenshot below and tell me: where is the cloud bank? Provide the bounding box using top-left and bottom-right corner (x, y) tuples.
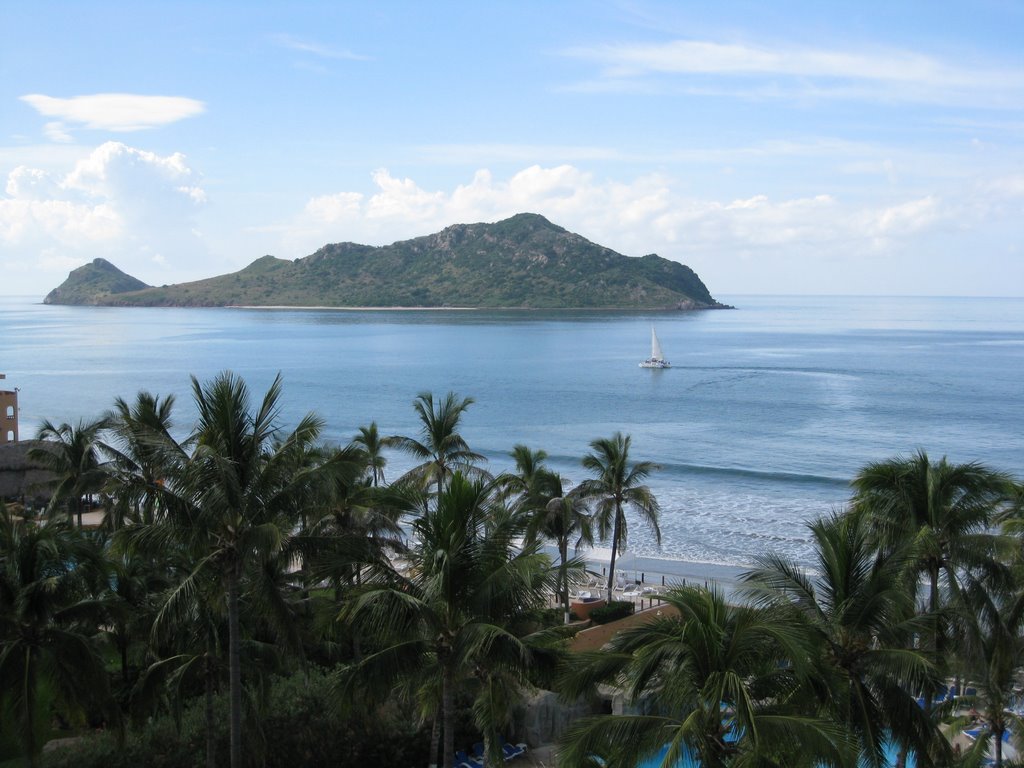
(4, 153), (1021, 296)
(282, 164), (1023, 295)
(0, 141), (206, 290)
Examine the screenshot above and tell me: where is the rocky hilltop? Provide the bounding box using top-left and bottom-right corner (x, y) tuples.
(44, 213), (729, 310)
(44, 258), (150, 305)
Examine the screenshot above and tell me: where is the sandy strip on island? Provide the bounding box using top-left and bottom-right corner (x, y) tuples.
(229, 305), (479, 311)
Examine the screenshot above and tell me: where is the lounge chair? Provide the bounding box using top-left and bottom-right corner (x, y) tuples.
(499, 737), (527, 761)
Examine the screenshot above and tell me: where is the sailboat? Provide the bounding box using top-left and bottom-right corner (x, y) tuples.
(639, 326), (671, 369)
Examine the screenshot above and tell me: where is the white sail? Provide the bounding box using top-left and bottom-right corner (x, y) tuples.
(650, 327), (664, 362)
(639, 326), (671, 368)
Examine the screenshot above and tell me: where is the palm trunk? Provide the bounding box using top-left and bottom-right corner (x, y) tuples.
(483, 733), (493, 767)
(205, 653), (216, 768)
(442, 660), (454, 768)
(119, 631), (130, 686)
(560, 539), (570, 624)
(23, 646), (38, 768)
(227, 564), (243, 768)
(427, 714), (440, 768)
(606, 503), (623, 602)
(924, 566), (941, 713)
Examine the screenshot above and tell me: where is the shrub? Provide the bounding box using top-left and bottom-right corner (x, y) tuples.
(588, 601), (635, 625)
(42, 667), (430, 768)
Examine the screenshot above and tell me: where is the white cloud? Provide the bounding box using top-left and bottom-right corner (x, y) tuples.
(275, 163), (1024, 295)
(43, 122), (73, 143)
(0, 141), (207, 292)
(271, 34), (369, 61)
(560, 39), (1024, 108)
(285, 166), (947, 265)
(20, 93), (205, 133)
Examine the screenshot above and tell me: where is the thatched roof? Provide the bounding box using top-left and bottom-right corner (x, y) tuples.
(0, 440), (56, 504)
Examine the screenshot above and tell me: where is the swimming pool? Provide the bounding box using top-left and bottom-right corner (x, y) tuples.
(636, 741), (915, 767)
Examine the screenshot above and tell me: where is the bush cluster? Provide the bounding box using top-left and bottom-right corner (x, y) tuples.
(42, 669), (430, 768)
(588, 600), (635, 625)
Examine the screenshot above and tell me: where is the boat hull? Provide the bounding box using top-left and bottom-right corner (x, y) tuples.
(639, 359), (671, 368)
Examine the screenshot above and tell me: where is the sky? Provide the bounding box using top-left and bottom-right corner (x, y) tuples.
(1, 1), (1022, 298)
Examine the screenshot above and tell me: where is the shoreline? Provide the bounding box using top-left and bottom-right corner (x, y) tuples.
(569, 546), (751, 596)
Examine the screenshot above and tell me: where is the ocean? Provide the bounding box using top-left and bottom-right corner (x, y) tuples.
(2, 294), (1022, 571)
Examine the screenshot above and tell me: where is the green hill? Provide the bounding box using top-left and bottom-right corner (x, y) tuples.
(44, 214), (729, 310)
(43, 258), (150, 305)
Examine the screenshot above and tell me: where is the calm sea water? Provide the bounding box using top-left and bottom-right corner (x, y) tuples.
(2, 295), (1022, 569)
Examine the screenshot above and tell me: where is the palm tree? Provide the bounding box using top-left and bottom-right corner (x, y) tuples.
(505, 444), (549, 498)
(103, 390), (183, 528)
(559, 584), (847, 768)
(146, 371), (329, 768)
(390, 391), (485, 500)
(134, 558), (224, 768)
(302, 443), (408, 605)
(351, 421), (390, 487)
(852, 450), (1013, 710)
(743, 510), (947, 768)
(29, 416), (110, 527)
(577, 432), (660, 602)
(954, 580), (1024, 768)
(336, 472), (556, 768)
(522, 471), (592, 624)
(0, 508), (119, 767)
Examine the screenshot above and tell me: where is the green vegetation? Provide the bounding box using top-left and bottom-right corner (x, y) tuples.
(2, 373), (1022, 768)
(41, 259), (149, 305)
(43, 214), (729, 309)
(587, 601), (634, 625)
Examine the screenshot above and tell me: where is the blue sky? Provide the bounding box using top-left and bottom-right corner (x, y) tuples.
(2, 1), (1022, 297)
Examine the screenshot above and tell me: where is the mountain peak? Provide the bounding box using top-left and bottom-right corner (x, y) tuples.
(44, 258), (151, 305)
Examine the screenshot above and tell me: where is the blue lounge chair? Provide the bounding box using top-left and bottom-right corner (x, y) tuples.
(499, 737), (526, 760)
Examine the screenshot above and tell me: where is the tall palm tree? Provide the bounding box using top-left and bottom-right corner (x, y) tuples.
(29, 416), (110, 527)
(852, 450), (1013, 711)
(390, 392), (485, 500)
(577, 432), (660, 602)
(103, 390), (184, 528)
(954, 580), (1024, 768)
(0, 509), (119, 767)
(559, 584), (847, 768)
(522, 471), (592, 624)
(146, 371), (329, 768)
(351, 421), (390, 487)
(743, 510), (947, 768)
(336, 472), (556, 768)
(303, 443), (408, 603)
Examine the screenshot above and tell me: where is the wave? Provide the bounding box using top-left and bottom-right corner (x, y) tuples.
(652, 459), (849, 489)
(478, 448), (850, 491)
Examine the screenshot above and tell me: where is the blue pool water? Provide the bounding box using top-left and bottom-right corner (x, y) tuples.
(636, 741), (915, 767)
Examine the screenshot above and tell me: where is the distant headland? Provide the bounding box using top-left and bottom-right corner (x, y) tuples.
(43, 213), (731, 310)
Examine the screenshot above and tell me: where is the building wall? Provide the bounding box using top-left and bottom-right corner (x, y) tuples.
(0, 390), (18, 443)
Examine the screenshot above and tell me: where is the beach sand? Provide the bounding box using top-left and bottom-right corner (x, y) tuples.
(575, 547), (749, 597)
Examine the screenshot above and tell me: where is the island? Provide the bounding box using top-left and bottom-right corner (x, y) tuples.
(44, 213), (731, 310)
